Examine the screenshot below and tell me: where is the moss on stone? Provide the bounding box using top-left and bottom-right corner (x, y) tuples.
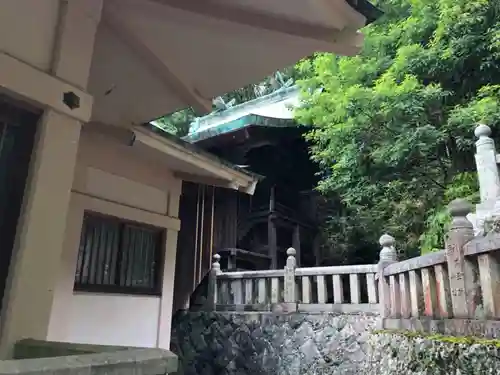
(369, 329), (500, 374)
(373, 329), (500, 347)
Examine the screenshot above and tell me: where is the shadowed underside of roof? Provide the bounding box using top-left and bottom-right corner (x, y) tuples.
(184, 115), (297, 143)
(88, 0), (382, 127)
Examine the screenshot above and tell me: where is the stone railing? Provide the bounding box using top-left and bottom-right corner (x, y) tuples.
(378, 198), (500, 338)
(212, 250), (379, 314)
(212, 198), (500, 336)
(211, 199), (500, 336)
(212, 199), (500, 337)
(372, 123), (500, 337)
(209, 123), (500, 337)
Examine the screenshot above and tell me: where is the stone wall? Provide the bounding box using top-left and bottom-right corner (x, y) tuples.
(170, 311), (378, 375)
(367, 331), (500, 374)
(171, 312), (500, 374)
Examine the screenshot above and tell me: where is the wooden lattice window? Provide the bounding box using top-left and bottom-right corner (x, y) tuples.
(74, 212), (164, 295)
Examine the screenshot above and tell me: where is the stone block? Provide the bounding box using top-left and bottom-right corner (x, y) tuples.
(171, 311), (378, 374)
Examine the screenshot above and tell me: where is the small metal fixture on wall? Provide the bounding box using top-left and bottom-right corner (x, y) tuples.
(62, 91), (80, 110)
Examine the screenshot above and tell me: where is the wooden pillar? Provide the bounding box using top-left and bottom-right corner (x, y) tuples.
(157, 178), (182, 349)
(227, 250), (237, 271)
(193, 184), (202, 289)
(268, 185), (278, 269)
(313, 232), (321, 266)
(227, 191), (238, 248)
(292, 225), (301, 267)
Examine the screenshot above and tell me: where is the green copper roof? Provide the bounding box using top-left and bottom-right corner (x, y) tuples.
(183, 85), (300, 144)
(184, 114), (296, 143)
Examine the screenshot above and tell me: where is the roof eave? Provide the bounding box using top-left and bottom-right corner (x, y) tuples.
(134, 125), (263, 194)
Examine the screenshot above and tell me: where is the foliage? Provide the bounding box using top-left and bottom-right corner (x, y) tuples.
(295, 0), (500, 258)
(154, 107), (196, 137)
(419, 172), (479, 254)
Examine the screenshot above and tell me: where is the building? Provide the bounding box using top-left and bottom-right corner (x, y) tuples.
(168, 86), (326, 313)
(187, 85), (320, 266)
(0, 0), (379, 362)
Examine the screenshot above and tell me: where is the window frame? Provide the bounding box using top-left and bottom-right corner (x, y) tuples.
(73, 211), (166, 296)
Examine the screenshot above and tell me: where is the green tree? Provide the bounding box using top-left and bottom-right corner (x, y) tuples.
(154, 107), (196, 137)
(295, 0), (500, 259)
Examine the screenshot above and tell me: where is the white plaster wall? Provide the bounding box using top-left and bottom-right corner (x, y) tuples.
(66, 293), (160, 347)
(0, 0), (59, 71)
(47, 128), (182, 349)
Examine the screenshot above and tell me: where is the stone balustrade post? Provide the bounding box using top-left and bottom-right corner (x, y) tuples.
(445, 199), (476, 318)
(377, 234), (397, 318)
(471, 124), (500, 235)
(475, 124), (500, 203)
(284, 248), (297, 303)
(211, 254), (222, 307)
(213, 254), (222, 275)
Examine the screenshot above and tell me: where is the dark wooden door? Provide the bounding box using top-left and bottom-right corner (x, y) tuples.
(0, 97), (39, 312)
